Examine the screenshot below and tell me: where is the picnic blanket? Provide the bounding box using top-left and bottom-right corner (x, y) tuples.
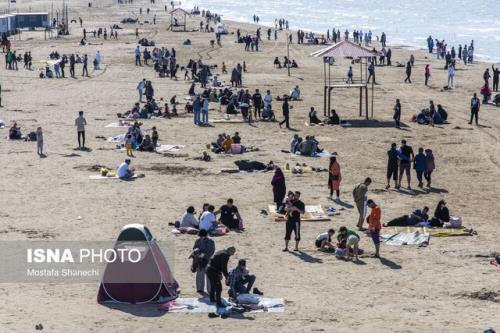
(382, 226), (472, 237)
(107, 134), (126, 144)
(89, 174), (138, 180)
(382, 230), (430, 246)
(268, 205), (331, 222)
(283, 166), (313, 173)
(105, 121), (133, 128)
(156, 145), (185, 153)
(158, 296), (284, 313)
(290, 150), (332, 158)
(212, 117), (246, 123)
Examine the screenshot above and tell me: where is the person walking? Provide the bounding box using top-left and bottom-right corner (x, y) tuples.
(414, 147), (426, 188)
(192, 229), (215, 295)
(469, 93), (480, 125)
(353, 178), (372, 230)
(404, 61), (412, 83)
(329, 156), (342, 200)
(398, 139), (414, 189)
(283, 191), (305, 252)
(206, 247), (236, 307)
(279, 97), (291, 129)
(75, 111), (87, 149)
(36, 126), (44, 156)
(424, 149), (435, 188)
(393, 99), (401, 128)
(424, 64), (431, 86)
(82, 54), (89, 77)
(367, 61), (376, 84)
(386, 143), (399, 189)
(367, 199), (382, 258)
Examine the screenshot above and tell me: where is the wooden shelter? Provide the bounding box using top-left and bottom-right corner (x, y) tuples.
(168, 8), (189, 32)
(311, 40), (376, 119)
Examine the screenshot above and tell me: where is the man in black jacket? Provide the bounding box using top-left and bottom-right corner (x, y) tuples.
(206, 246), (236, 307)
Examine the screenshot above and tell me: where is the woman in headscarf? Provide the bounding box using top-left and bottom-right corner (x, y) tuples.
(430, 200), (449, 227)
(271, 166), (286, 211)
(329, 156), (342, 200)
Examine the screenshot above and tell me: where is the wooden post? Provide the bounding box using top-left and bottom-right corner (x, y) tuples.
(359, 86), (362, 117)
(371, 80), (374, 119)
(365, 87), (368, 120)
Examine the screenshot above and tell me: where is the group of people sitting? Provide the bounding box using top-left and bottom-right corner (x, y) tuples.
(414, 102), (448, 125)
(290, 134), (323, 156)
(308, 107), (341, 125)
(383, 200), (458, 228)
(216, 87), (275, 121)
(273, 56), (299, 69)
(121, 98), (178, 120)
(121, 122), (159, 154)
(211, 132), (244, 154)
(315, 226), (362, 261)
(178, 199), (245, 234)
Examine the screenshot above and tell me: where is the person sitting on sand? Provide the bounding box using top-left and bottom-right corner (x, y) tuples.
(326, 109), (340, 125)
(9, 122), (22, 140)
(315, 229), (336, 251)
(211, 133), (226, 153)
(337, 226), (359, 261)
(215, 198), (244, 230)
(138, 134), (155, 152)
(437, 104), (448, 121)
(273, 57), (282, 69)
(291, 60), (298, 68)
(180, 206), (200, 229)
(232, 132), (241, 144)
(384, 207), (430, 227)
(290, 134), (301, 154)
(261, 104), (275, 121)
(430, 200), (450, 227)
(228, 259), (263, 299)
(308, 107), (322, 125)
(222, 135), (234, 153)
(290, 85), (301, 100)
(117, 159), (135, 179)
(199, 205), (226, 236)
(297, 136), (315, 156)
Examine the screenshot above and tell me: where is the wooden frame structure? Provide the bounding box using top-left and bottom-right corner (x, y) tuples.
(311, 40), (375, 119)
(168, 8), (189, 32)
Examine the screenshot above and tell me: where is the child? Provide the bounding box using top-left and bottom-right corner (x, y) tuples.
(222, 62), (227, 74)
(36, 126), (43, 156)
(125, 133), (134, 157)
(151, 126), (159, 147)
(347, 66), (353, 83)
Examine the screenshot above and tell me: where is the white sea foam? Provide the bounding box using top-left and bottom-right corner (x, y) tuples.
(185, 0), (500, 62)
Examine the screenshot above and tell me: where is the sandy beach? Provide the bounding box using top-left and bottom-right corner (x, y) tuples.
(0, 0), (499, 332)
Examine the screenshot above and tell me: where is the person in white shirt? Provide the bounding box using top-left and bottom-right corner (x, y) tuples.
(199, 205), (218, 233)
(447, 64), (456, 89)
(117, 159), (134, 179)
(263, 90), (273, 109)
(180, 206), (200, 228)
(290, 85), (301, 100)
(75, 111), (87, 149)
(315, 229), (335, 251)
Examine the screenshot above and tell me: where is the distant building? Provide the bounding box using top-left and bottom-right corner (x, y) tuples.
(15, 12), (49, 30)
(0, 14), (16, 35)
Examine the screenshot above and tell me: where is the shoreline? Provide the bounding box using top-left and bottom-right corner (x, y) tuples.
(185, 2), (499, 63)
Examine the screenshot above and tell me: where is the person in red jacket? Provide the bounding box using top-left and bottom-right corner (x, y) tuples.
(367, 199), (382, 258)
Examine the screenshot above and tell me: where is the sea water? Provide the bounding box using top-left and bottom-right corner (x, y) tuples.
(184, 0), (500, 62)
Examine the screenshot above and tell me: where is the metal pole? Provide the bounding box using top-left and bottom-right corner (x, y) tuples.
(286, 32), (290, 77)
